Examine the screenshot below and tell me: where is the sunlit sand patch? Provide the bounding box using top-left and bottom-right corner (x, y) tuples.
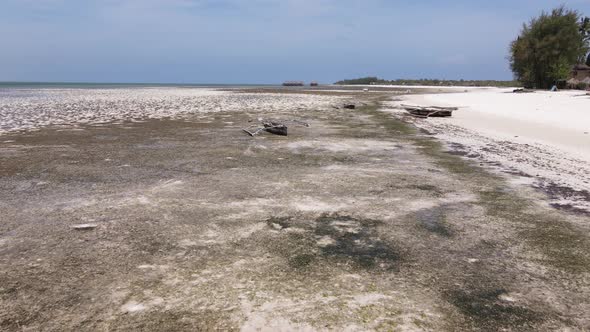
(405, 193), (477, 213)
(329, 219), (362, 234)
(319, 164), (404, 179)
(240, 315), (316, 332)
(290, 197), (348, 212)
(137, 264), (169, 270)
(120, 300), (147, 313)
(287, 139), (399, 154)
(498, 293), (518, 303)
(135, 196), (151, 205)
(316, 235), (336, 247)
(179, 239), (198, 247)
(208, 198), (280, 219)
(507, 175), (537, 186)
(237, 222), (266, 240)
(348, 293), (392, 307)
(222, 211), (261, 221)
(239, 298), (317, 332)
(120, 297), (165, 314)
(149, 179), (184, 193)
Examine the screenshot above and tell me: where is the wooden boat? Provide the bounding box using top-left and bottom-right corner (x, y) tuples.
(242, 121), (288, 136)
(263, 122), (288, 136)
(513, 88), (535, 93)
(401, 104), (457, 118)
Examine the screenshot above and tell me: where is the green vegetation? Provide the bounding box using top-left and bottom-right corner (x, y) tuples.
(585, 16), (590, 66)
(334, 77), (520, 87)
(510, 6), (590, 89)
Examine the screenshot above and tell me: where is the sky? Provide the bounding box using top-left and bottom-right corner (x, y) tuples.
(1, 0), (590, 84)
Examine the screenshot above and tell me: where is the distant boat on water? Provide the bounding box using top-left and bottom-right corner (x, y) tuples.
(282, 81), (304, 86)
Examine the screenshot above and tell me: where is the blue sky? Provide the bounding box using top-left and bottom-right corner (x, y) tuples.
(2, 0), (590, 83)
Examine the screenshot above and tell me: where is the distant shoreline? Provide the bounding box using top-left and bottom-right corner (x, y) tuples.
(0, 82), (278, 89)
(335, 77), (521, 88)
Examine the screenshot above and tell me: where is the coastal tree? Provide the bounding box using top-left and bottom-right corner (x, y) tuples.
(582, 17), (590, 66)
(509, 6), (589, 88)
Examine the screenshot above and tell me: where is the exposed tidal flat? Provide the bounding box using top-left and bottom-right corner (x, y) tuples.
(0, 87), (343, 134)
(0, 86), (589, 331)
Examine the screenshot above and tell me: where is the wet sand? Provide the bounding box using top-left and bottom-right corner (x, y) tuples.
(0, 89), (589, 331)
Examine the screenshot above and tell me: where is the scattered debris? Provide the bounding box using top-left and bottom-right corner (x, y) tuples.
(71, 224), (98, 230)
(401, 104), (457, 118)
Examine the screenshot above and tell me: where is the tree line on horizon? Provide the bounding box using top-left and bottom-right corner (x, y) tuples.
(334, 77), (520, 87)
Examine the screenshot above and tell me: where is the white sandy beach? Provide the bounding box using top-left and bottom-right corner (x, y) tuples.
(407, 89), (590, 159)
(389, 88), (590, 212)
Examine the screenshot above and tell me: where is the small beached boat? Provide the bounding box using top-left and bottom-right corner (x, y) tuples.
(401, 104), (457, 118)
